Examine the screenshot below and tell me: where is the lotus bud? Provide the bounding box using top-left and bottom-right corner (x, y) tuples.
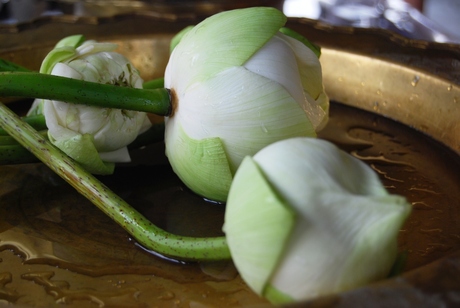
(223, 137), (411, 304)
(27, 35), (151, 174)
(164, 7), (329, 202)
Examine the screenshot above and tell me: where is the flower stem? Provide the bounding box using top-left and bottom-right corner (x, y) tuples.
(0, 123), (47, 164)
(143, 77), (164, 89)
(0, 102), (230, 262)
(0, 72), (172, 116)
(0, 114), (47, 136)
(0, 58), (31, 72)
(0, 144), (40, 164)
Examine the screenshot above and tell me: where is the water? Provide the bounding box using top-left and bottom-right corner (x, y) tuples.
(318, 103), (460, 271)
(1, 102), (459, 306)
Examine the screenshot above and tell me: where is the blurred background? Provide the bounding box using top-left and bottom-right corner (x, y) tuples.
(0, 0), (459, 43)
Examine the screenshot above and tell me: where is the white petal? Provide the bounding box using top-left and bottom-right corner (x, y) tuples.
(168, 67), (314, 171)
(278, 34), (324, 100)
(51, 63), (84, 80)
(99, 147), (131, 163)
(43, 100), (79, 142)
(244, 34), (305, 110)
(92, 110), (148, 152)
(303, 89), (328, 130)
(244, 33), (328, 131)
(75, 41), (118, 56)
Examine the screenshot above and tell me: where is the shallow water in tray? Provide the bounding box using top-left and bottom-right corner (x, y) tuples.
(0, 102), (459, 306)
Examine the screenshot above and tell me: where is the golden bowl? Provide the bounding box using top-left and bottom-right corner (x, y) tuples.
(0, 11), (459, 307)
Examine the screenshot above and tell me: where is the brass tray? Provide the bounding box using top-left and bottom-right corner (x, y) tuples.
(0, 12), (459, 307)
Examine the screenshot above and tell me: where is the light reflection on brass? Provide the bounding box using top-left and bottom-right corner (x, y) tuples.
(320, 49), (460, 154)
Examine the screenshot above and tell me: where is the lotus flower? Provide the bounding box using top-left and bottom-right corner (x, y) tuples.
(163, 7), (329, 202)
(27, 35), (151, 174)
(224, 137), (411, 304)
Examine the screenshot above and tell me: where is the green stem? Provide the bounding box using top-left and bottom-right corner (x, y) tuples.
(143, 77), (164, 90)
(0, 130), (47, 145)
(0, 144), (39, 164)
(0, 72), (172, 116)
(0, 102), (230, 262)
(0, 114), (47, 136)
(0, 58), (31, 72)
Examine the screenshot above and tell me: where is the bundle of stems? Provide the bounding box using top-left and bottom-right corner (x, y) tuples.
(0, 58), (230, 262)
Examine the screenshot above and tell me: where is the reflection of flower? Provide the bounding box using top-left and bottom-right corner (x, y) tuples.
(164, 7), (329, 202)
(224, 137), (411, 304)
(28, 35), (151, 174)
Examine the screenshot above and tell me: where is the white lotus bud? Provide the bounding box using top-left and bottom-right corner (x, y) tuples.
(28, 35), (151, 174)
(164, 7), (329, 201)
(224, 137), (411, 304)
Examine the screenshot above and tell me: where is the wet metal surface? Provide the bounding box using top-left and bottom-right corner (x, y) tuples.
(0, 14), (459, 307)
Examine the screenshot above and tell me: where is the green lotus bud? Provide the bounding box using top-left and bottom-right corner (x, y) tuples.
(164, 7), (329, 202)
(27, 35), (151, 174)
(224, 137), (411, 304)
